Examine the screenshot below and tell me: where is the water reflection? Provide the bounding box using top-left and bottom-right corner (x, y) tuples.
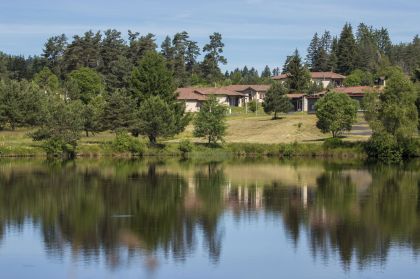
(0, 159), (419, 274)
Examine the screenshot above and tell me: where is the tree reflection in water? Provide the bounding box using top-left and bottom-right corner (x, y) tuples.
(0, 159), (419, 271)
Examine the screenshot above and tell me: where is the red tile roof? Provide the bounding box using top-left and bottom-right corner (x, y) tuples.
(177, 88), (207, 101)
(287, 93), (306, 99)
(177, 87), (246, 101)
(272, 74), (288, 80)
(311, 72), (346, 79)
(197, 87), (246, 96)
(332, 86), (377, 94)
(224, 84), (271, 92)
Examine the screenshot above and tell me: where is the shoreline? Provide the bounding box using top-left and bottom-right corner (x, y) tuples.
(0, 141), (368, 160)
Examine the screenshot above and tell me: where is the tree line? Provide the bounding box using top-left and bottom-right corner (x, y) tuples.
(306, 22), (420, 81)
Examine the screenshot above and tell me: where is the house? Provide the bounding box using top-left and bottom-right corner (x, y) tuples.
(177, 88), (208, 112)
(177, 87), (246, 112)
(273, 71), (346, 88)
(224, 85), (270, 103)
(303, 86), (378, 113)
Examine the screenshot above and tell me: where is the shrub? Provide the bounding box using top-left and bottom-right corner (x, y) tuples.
(365, 132), (402, 162)
(279, 143), (296, 157)
(111, 132), (144, 155)
(43, 138), (76, 159)
(178, 140), (193, 154)
(248, 100), (258, 113)
(323, 137), (344, 149)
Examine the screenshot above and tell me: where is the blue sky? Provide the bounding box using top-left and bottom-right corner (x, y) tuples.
(0, 0), (419, 72)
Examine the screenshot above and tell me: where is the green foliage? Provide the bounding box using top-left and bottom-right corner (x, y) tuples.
(323, 137), (344, 149)
(315, 92), (358, 137)
(111, 131), (144, 155)
(283, 49), (310, 92)
(130, 51), (189, 143)
(137, 96), (188, 144)
(200, 32), (227, 83)
(377, 71), (418, 139)
(130, 51), (177, 105)
(178, 139), (193, 154)
(307, 81), (324, 95)
(263, 82), (292, 119)
(33, 67), (60, 92)
(82, 95), (106, 136)
(101, 89), (136, 132)
(0, 79), (47, 130)
(337, 23), (357, 74)
(193, 95), (227, 144)
(68, 67), (103, 104)
(31, 99), (84, 158)
(365, 132), (402, 162)
(306, 31), (334, 72)
(344, 69), (374, 86)
(248, 100), (258, 112)
(364, 71), (419, 161)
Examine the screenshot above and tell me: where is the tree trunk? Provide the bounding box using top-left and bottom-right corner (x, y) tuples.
(148, 134), (157, 145)
(85, 130), (89, 137)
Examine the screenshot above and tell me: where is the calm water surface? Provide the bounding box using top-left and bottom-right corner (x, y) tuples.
(0, 158), (420, 279)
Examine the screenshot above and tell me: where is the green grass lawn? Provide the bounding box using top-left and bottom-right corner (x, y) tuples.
(173, 112), (371, 144)
(0, 113), (371, 157)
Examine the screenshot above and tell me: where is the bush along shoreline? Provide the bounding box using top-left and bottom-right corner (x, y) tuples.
(1, 137), (419, 161)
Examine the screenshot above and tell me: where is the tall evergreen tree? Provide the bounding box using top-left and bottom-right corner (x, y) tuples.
(306, 32), (320, 69)
(201, 32), (227, 83)
(193, 95), (227, 144)
(263, 82), (292, 119)
(283, 50), (310, 92)
(130, 51), (190, 143)
(43, 34), (67, 77)
(261, 65), (272, 78)
(172, 31), (189, 86)
(63, 31), (102, 72)
(128, 31), (157, 66)
(337, 23), (357, 74)
(99, 29), (130, 91)
(161, 36), (175, 72)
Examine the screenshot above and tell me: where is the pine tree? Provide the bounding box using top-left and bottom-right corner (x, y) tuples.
(306, 32), (319, 69)
(101, 89), (136, 132)
(193, 95), (227, 144)
(261, 65), (272, 78)
(172, 31), (189, 86)
(130, 51), (190, 143)
(337, 23), (357, 74)
(201, 32), (227, 83)
(99, 29), (129, 91)
(185, 40), (200, 76)
(43, 34), (67, 77)
(263, 82), (292, 119)
(128, 31), (157, 66)
(63, 31), (102, 72)
(160, 35), (175, 72)
(283, 50), (310, 92)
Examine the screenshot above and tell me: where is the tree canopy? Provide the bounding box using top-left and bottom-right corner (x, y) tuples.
(193, 95), (227, 144)
(315, 92), (358, 138)
(263, 83), (292, 119)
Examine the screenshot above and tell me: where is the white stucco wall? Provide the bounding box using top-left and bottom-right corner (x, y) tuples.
(185, 101), (201, 112)
(312, 78), (331, 88)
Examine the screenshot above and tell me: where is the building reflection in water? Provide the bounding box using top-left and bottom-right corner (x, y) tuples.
(0, 159), (419, 272)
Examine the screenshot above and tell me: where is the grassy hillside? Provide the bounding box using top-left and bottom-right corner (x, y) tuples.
(0, 113), (371, 157)
(175, 112), (371, 144)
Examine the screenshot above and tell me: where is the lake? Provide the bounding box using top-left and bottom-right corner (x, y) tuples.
(0, 158), (419, 279)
